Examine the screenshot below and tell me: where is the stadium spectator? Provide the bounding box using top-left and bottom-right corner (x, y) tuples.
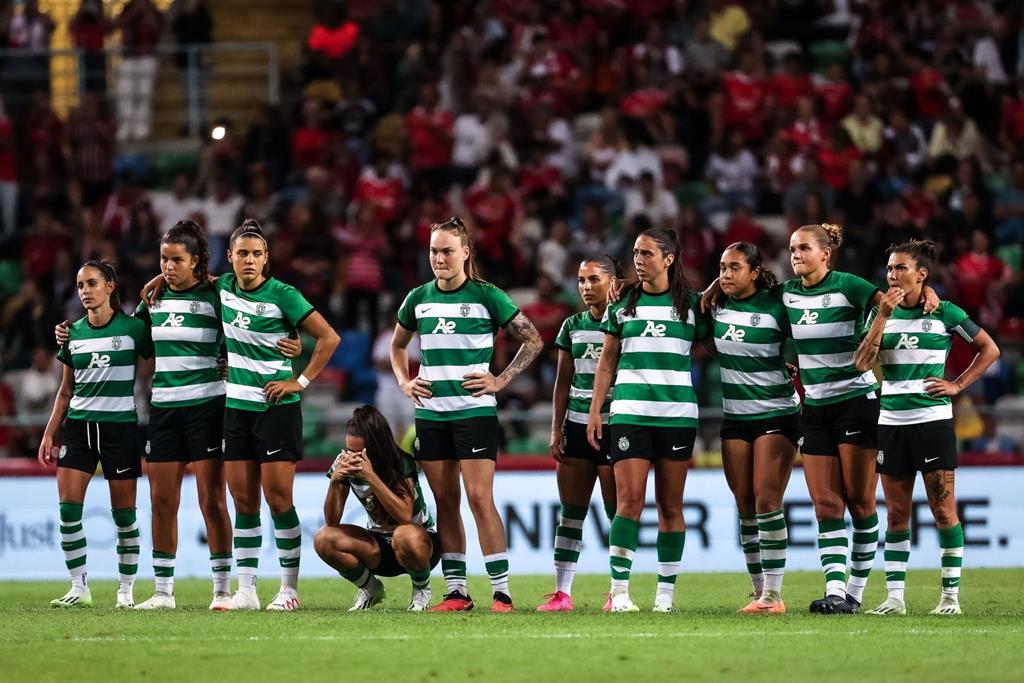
(114, 0), (164, 141)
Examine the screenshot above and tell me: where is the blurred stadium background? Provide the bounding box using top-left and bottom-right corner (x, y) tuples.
(0, 0), (1022, 577)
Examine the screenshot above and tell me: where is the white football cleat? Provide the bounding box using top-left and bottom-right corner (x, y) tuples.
(408, 586), (431, 612)
(349, 577), (385, 611)
(134, 593), (176, 610)
(208, 592), (232, 611)
(218, 587), (261, 611)
(115, 588), (135, 609)
(652, 593), (674, 613)
(610, 590), (639, 613)
(50, 585), (92, 608)
(266, 588), (300, 612)
(867, 596), (906, 616)
(930, 593), (962, 615)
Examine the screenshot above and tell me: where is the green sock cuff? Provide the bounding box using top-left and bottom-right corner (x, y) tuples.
(853, 512), (879, 529)
(560, 504), (588, 520)
(938, 523), (964, 548)
(340, 562), (367, 582)
(886, 529), (911, 542)
(408, 568), (431, 580)
(235, 513), (261, 529)
(271, 506), (299, 527)
(603, 504), (616, 521)
(210, 552), (232, 560)
(756, 509), (784, 519)
(111, 507), (137, 525)
(58, 501), (84, 521)
(153, 551), (175, 560)
(656, 531), (686, 560)
(818, 518), (846, 533)
(611, 515), (641, 532)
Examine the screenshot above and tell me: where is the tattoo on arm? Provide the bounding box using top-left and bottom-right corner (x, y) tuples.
(499, 313), (543, 385)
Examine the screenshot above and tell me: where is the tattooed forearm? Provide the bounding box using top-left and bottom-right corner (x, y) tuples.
(499, 313), (543, 386)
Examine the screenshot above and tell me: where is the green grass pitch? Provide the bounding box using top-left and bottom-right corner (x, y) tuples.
(2, 569), (1020, 682)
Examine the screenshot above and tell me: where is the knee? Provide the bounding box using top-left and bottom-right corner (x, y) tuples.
(812, 496), (847, 521)
(149, 489), (180, 517)
(931, 504), (959, 529)
(465, 490), (494, 516)
(616, 491), (645, 519)
(313, 526), (335, 559)
(262, 488), (293, 516)
(432, 489), (461, 514)
(392, 525), (428, 559)
(655, 500), (682, 523)
(848, 499), (876, 520)
(198, 488), (227, 518)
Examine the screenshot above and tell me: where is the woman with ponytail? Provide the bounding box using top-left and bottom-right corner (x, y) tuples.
(855, 239), (998, 616)
(40, 260), (154, 609)
(537, 254), (621, 612)
(713, 241), (798, 614)
(586, 228), (711, 613)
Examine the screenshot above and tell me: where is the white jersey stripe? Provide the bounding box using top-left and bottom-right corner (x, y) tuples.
(723, 395), (800, 415)
(881, 379), (929, 395)
(882, 319), (949, 336)
(225, 382), (269, 404)
(418, 363), (489, 382)
(877, 349), (948, 365)
(620, 336), (692, 356)
(610, 400), (698, 419)
(569, 330), (606, 344)
(74, 366), (135, 384)
(419, 333), (494, 351)
(419, 394), (497, 412)
(151, 326), (220, 344)
(566, 409), (607, 424)
(155, 356), (218, 373)
(713, 338), (780, 358)
(151, 382), (224, 403)
(784, 292), (855, 309)
(226, 352), (290, 375)
(803, 376), (877, 400)
(69, 395), (136, 413)
(223, 325), (289, 348)
(878, 405), (953, 425)
(797, 351), (855, 370)
(65, 336), (136, 355)
(790, 320), (855, 340)
(219, 291), (283, 319)
(149, 299), (217, 318)
(414, 302), (492, 320)
(573, 358), (599, 374)
(712, 308), (781, 330)
(616, 368), (693, 387)
(720, 368), (791, 386)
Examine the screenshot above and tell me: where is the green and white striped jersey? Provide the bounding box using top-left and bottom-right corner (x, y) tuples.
(782, 271), (880, 406)
(328, 453), (436, 538)
(601, 289), (709, 428)
(136, 282), (224, 409)
(57, 311), (153, 423)
(712, 289), (800, 421)
(555, 310), (610, 425)
(218, 274), (314, 412)
(397, 279), (519, 422)
(870, 300), (980, 425)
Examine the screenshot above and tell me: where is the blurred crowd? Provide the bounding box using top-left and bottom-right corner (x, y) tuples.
(1, 0), (1023, 457)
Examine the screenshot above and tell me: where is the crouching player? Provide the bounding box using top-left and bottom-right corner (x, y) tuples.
(314, 405), (440, 611)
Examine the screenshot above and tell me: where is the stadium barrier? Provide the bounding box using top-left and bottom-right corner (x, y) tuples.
(1, 467), (1020, 580)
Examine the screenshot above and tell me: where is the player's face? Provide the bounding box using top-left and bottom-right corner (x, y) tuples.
(429, 229), (468, 281)
(578, 261), (612, 307)
(719, 248), (758, 297)
(160, 241), (199, 288)
(886, 251), (926, 293)
(344, 434), (366, 453)
(229, 236), (268, 287)
(76, 266), (113, 311)
(789, 230), (827, 277)
(633, 235), (672, 285)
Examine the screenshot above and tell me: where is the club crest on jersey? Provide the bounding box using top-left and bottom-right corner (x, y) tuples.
(58, 445), (67, 459)
(432, 318), (456, 334)
(822, 294), (832, 307)
(189, 301), (201, 314)
(111, 336), (122, 350)
(618, 436), (630, 452)
(459, 303), (471, 317)
(255, 303), (266, 315)
(922, 320), (933, 332)
(750, 313), (761, 327)
(670, 307), (680, 321)
(877, 450), (884, 465)
(641, 320), (667, 337)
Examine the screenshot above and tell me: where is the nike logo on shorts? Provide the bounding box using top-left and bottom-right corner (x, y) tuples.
(207, 446), (220, 452)
(115, 467), (131, 474)
(471, 447), (487, 453)
(765, 429), (781, 434)
(671, 445), (688, 451)
(924, 456), (939, 463)
(266, 448), (283, 456)
(845, 430), (861, 436)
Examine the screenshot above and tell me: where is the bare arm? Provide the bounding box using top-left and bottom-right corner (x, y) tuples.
(38, 365), (74, 466)
(390, 324), (431, 406)
(549, 349), (574, 462)
(323, 472), (350, 527)
(462, 311), (543, 397)
(856, 287), (903, 372)
(924, 329), (1000, 398)
(263, 311), (341, 403)
(586, 334), (620, 449)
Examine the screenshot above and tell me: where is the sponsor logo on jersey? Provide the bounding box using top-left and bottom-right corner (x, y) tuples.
(721, 324), (745, 342)
(581, 343), (602, 360)
(87, 352), (111, 369)
(432, 318), (457, 334)
(797, 310), (819, 325)
(231, 311), (251, 329)
(895, 333), (919, 350)
(161, 313), (185, 327)
(641, 320), (667, 337)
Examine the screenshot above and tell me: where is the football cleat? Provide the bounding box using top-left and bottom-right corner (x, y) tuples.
(134, 593), (176, 610)
(429, 591), (475, 612)
(216, 587), (261, 611)
(930, 594), (962, 615)
(408, 586), (431, 612)
(50, 586), (93, 609)
(536, 591), (574, 612)
(266, 588), (300, 612)
(867, 597), (907, 616)
(491, 592), (514, 613)
(348, 577), (385, 612)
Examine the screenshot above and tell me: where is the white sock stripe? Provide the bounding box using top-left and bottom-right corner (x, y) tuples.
(559, 518), (585, 530)
(152, 558), (175, 568)
(888, 540), (911, 552)
(482, 552), (508, 563)
(276, 548), (301, 560)
(759, 529), (788, 541)
(758, 511), (785, 523)
(115, 524), (139, 533)
(817, 529), (848, 541)
(554, 537), (583, 551)
(233, 527), (262, 538)
(657, 562), (681, 575)
(119, 554), (140, 565)
(760, 550), (787, 561)
(609, 546), (635, 560)
(237, 566), (258, 576)
(64, 547), (87, 561)
(274, 526), (301, 539)
(61, 530), (86, 543)
(441, 552), (467, 561)
(235, 548), (261, 560)
(941, 568), (962, 577)
(553, 561), (577, 571)
(941, 548), (965, 558)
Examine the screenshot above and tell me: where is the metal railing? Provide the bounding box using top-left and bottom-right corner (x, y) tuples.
(0, 42), (279, 138)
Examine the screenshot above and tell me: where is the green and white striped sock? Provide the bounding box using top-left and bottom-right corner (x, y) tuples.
(609, 515), (640, 592)
(655, 531), (686, 601)
(484, 551), (510, 597)
(59, 501), (87, 587)
(440, 553), (467, 596)
(233, 513), (261, 589)
(817, 518), (848, 598)
(340, 562), (372, 589)
(272, 507), (301, 590)
(757, 509), (787, 595)
(409, 567), (431, 590)
(153, 551), (175, 596)
(210, 552), (232, 595)
(739, 514), (764, 596)
(884, 529), (911, 603)
(112, 507), (139, 587)
(847, 512), (879, 603)
(553, 503), (587, 595)
(938, 523), (964, 597)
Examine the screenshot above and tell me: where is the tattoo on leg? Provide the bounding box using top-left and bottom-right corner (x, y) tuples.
(924, 471), (950, 504)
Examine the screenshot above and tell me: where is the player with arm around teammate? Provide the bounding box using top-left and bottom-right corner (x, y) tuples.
(314, 405), (440, 611)
(855, 239), (999, 616)
(39, 260), (153, 608)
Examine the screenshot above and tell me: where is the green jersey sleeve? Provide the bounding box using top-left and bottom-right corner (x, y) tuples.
(396, 287), (419, 331)
(56, 341), (71, 367)
(554, 317), (572, 351)
(864, 305), (879, 332)
(600, 301), (623, 337)
(134, 300), (152, 326)
(133, 318), (155, 360)
(278, 283), (316, 328)
(483, 283), (520, 329)
(842, 272), (880, 311)
(942, 302), (981, 342)
(690, 294), (711, 340)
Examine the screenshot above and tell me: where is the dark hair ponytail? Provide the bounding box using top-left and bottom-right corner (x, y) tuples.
(624, 228), (690, 322)
(228, 218), (270, 277)
(886, 239), (938, 282)
(582, 253), (623, 279)
(82, 259), (121, 311)
(162, 219), (210, 282)
(724, 241), (779, 290)
(345, 405), (413, 499)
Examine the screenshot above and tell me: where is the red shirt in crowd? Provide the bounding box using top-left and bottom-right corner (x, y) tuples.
(518, 162), (564, 197)
(909, 67), (947, 120)
(770, 73), (814, 112)
(1001, 97), (1024, 142)
(722, 71), (767, 141)
(334, 222), (388, 293)
(521, 297), (571, 344)
(818, 145), (862, 190)
(353, 168), (404, 225)
(818, 79), (854, 123)
(0, 118), (15, 182)
(405, 106), (454, 171)
(307, 21), (359, 59)
(955, 252), (1009, 312)
(783, 119), (823, 151)
(464, 184), (521, 260)
(291, 127), (328, 171)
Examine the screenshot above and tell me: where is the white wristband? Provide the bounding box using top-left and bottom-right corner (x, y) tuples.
(296, 375), (310, 389)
